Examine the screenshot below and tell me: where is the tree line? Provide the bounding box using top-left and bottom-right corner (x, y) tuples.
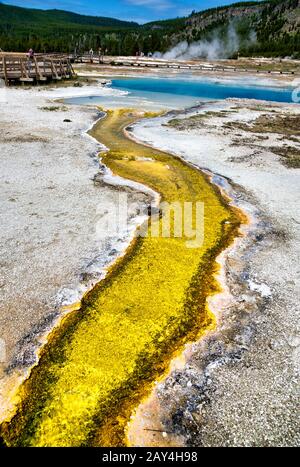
(0, 1), (299, 58)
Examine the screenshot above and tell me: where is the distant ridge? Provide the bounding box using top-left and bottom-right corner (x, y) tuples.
(0, 2), (139, 53)
(149, 0), (300, 58)
(0, 3), (138, 30)
(0, 1), (299, 57)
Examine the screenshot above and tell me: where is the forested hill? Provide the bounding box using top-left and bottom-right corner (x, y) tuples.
(164, 0), (300, 58)
(0, 0), (299, 57)
(0, 3), (138, 28)
(0, 2), (138, 51)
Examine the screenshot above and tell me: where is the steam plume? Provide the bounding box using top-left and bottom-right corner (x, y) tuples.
(155, 24), (256, 60)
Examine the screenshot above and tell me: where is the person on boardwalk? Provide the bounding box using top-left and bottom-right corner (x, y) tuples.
(26, 48), (34, 74)
(28, 48), (34, 60)
(89, 48), (94, 63)
(98, 47), (104, 64)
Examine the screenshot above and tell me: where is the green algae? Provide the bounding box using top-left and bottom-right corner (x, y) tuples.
(0, 109), (241, 447)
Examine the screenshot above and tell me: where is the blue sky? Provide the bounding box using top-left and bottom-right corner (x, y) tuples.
(3, 1), (258, 23)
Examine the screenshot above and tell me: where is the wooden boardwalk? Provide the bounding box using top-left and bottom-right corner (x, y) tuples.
(0, 53), (75, 85)
(73, 54), (298, 76)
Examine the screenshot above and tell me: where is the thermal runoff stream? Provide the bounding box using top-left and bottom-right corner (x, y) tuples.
(1, 109), (242, 447)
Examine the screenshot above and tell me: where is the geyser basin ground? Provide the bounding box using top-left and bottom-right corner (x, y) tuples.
(1, 73), (298, 447)
(127, 100), (300, 447)
(65, 76), (295, 110)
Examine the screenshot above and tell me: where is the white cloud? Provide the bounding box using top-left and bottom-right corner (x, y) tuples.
(126, 0), (174, 11)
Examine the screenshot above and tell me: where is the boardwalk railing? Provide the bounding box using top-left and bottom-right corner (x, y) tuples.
(0, 53), (76, 85)
(72, 54), (298, 76)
